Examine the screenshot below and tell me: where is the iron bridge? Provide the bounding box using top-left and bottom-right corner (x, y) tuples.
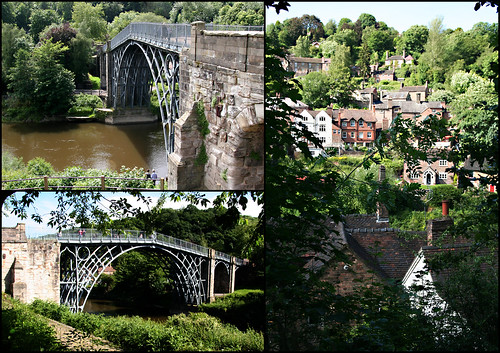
(100, 22), (263, 166)
(42, 229), (245, 313)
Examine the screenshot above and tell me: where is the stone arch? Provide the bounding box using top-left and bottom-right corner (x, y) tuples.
(214, 261), (230, 293)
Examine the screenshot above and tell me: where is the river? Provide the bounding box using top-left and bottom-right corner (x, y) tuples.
(83, 298), (196, 322)
(2, 121), (168, 179)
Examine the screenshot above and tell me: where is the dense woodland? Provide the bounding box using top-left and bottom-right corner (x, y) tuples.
(265, 1), (497, 351)
(266, 9), (497, 109)
(1, 2), (264, 121)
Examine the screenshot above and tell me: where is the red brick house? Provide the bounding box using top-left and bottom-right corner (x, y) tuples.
(338, 109), (377, 149)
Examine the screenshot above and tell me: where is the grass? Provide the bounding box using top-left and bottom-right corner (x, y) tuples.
(26, 297), (264, 351)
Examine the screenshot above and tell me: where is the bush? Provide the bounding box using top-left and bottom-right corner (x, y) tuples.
(198, 289), (264, 332)
(27, 157), (55, 176)
(2, 296), (63, 351)
(28, 298), (264, 351)
(423, 184), (463, 207)
(68, 93), (103, 116)
(88, 73), (100, 89)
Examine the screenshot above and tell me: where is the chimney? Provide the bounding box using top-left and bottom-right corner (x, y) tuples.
(426, 216), (454, 247)
(442, 200), (449, 216)
(387, 97), (392, 109)
(376, 165), (389, 223)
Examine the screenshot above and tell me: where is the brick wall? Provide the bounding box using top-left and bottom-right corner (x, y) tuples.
(170, 22), (263, 190)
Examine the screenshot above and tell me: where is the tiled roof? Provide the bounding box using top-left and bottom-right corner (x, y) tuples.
(339, 109), (377, 122)
(343, 214), (427, 280)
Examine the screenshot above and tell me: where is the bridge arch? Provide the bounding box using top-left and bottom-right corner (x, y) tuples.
(54, 230), (245, 313)
(111, 40), (180, 155)
(60, 242), (212, 313)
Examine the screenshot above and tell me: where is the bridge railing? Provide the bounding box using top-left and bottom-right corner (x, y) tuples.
(102, 22), (264, 53)
(41, 228), (243, 262)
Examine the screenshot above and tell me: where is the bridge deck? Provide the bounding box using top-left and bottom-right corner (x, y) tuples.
(42, 229), (244, 265)
(101, 22), (264, 53)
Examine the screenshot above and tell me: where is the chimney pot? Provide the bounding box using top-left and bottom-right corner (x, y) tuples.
(442, 200), (449, 216)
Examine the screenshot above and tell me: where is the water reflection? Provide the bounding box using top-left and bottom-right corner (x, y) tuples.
(2, 121), (168, 178)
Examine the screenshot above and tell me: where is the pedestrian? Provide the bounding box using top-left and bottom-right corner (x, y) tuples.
(145, 169), (151, 179)
(82, 229), (86, 237)
(151, 169), (158, 186)
(79, 229), (83, 237)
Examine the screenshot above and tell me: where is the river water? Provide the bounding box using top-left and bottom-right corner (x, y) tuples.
(83, 298), (195, 322)
(2, 121), (168, 179)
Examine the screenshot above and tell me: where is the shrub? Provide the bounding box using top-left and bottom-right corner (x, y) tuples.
(424, 184), (463, 207)
(198, 289), (264, 332)
(27, 157), (55, 176)
(2, 296), (63, 351)
(88, 73), (100, 89)
(68, 94), (103, 116)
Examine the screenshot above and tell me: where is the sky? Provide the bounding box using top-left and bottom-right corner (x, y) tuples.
(265, 1), (498, 33)
(1, 192), (262, 238)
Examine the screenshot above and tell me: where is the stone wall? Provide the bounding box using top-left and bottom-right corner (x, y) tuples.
(2, 224), (60, 304)
(169, 22), (264, 190)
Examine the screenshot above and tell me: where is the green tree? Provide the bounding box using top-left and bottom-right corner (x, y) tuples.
(323, 19), (336, 37)
(2, 22), (33, 89)
(300, 71), (331, 108)
(215, 2), (264, 26)
(71, 2), (107, 41)
(357, 42), (371, 82)
(32, 39), (75, 115)
(28, 8), (61, 43)
(169, 1), (223, 24)
(292, 35), (311, 57)
(419, 17), (447, 84)
(107, 10), (140, 38)
(357, 13), (376, 29)
(400, 24), (429, 58)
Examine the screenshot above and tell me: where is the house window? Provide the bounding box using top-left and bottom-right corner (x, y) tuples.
(320, 137), (326, 143)
(358, 119), (364, 126)
(350, 132), (355, 138)
(359, 132), (364, 138)
(302, 116), (308, 121)
(319, 125), (326, 132)
(342, 121), (347, 127)
(439, 160), (448, 166)
(410, 172), (420, 179)
(367, 122), (372, 128)
(350, 119), (356, 127)
(439, 173), (448, 180)
(319, 116), (325, 121)
(417, 93), (421, 101)
(367, 132), (372, 138)
(333, 129), (336, 134)
(342, 132), (347, 138)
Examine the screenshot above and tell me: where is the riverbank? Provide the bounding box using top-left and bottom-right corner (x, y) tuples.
(3, 295), (264, 351)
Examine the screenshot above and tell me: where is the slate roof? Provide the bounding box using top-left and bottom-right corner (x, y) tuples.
(400, 85), (427, 92)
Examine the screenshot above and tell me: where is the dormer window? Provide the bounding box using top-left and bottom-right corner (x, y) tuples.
(358, 119), (364, 127)
(350, 119), (356, 127)
(342, 121), (347, 127)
